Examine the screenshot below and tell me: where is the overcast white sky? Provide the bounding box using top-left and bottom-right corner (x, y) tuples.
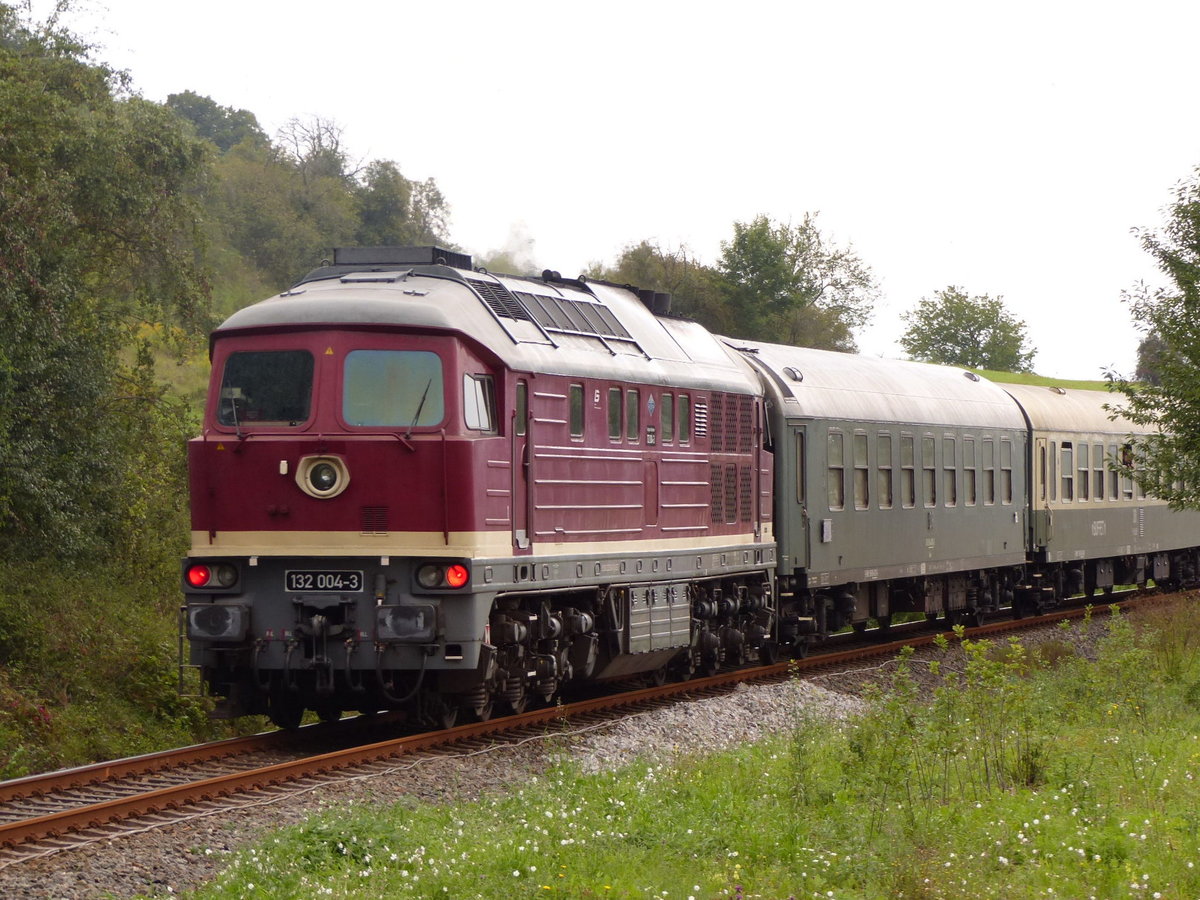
(31, 0), (1200, 379)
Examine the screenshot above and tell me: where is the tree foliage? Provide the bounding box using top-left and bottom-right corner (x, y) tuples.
(592, 217), (876, 353)
(166, 90), (267, 151)
(899, 286), (1036, 372)
(1110, 166), (1200, 507)
(0, 4), (209, 560)
(717, 214), (876, 350)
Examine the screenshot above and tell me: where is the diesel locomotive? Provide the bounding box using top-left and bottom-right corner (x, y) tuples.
(182, 246), (1200, 728)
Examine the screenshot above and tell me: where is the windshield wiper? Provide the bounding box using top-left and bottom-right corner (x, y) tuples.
(223, 380), (244, 440)
(404, 379), (433, 442)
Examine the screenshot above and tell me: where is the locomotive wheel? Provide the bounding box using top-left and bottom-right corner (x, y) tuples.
(268, 696), (304, 730)
(425, 696), (459, 730)
(648, 666), (669, 687)
(313, 702), (342, 724)
(758, 640), (779, 665)
(500, 689), (528, 716)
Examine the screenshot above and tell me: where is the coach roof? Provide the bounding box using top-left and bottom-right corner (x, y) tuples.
(729, 340), (1028, 430)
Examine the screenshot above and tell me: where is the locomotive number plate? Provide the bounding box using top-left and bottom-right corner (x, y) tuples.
(285, 570), (364, 592)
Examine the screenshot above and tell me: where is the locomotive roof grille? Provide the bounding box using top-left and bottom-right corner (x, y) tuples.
(465, 278), (533, 321)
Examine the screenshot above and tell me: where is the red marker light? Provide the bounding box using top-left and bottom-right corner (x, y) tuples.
(445, 564), (469, 589)
(186, 565), (212, 588)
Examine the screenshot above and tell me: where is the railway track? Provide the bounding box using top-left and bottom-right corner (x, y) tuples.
(0, 593), (1146, 867)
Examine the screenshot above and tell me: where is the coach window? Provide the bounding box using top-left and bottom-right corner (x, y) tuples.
(943, 437), (957, 507)
(1049, 441), (1058, 502)
(983, 438), (996, 505)
(569, 384), (584, 438)
(1061, 442), (1074, 502)
(662, 393), (674, 442)
(678, 395), (691, 444)
(462, 374), (497, 432)
(900, 435), (916, 508)
(1092, 443), (1104, 499)
(922, 436), (937, 507)
(1108, 443), (1120, 500)
(343, 350), (443, 428)
(877, 433), (894, 510)
(626, 389), (640, 443)
(964, 437), (977, 505)
(1077, 443), (1090, 501)
(853, 432), (869, 509)
(1001, 438), (1014, 504)
(828, 431), (846, 511)
(608, 388), (622, 440)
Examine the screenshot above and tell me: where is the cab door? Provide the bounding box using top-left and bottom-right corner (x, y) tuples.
(512, 379), (531, 551)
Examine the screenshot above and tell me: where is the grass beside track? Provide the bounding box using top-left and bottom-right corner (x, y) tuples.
(179, 600), (1200, 899)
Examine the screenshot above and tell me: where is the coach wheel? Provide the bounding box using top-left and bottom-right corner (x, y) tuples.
(791, 639), (811, 660)
(875, 615), (893, 634)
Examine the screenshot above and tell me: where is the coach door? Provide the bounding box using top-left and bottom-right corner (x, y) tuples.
(791, 425), (811, 570)
(512, 379), (531, 551)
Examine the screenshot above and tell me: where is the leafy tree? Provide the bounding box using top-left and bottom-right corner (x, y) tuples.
(166, 90), (267, 151)
(354, 161), (450, 247)
(1110, 165), (1200, 507)
(0, 3), (209, 560)
(899, 286), (1036, 372)
(1135, 331), (1166, 386)
(591, 241), (728, 330)
(716, 214), (876, 351)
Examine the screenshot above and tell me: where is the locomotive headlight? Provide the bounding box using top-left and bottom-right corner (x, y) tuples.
(415, 562), (470, 590)
(296, 455), (350, 499)
(187, 603), (248, 641)
(309, 462), (338, 492)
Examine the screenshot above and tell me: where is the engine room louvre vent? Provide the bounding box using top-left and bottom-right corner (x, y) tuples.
(738, 396), (753, 453)
(710, 394), (725, 450)
(516, 291), (634, 341)
(466, 278), (532, 321)
(693, 401), (709, 438)
(361, 506), (389, 535)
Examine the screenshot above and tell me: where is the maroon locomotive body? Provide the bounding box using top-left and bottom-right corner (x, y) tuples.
(183, 247), (779, 727)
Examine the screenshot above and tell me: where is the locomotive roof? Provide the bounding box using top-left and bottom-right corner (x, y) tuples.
(214, 263), (759, 395)
(1000, 383), (1140, 436)
(727, 340), (1028, 430)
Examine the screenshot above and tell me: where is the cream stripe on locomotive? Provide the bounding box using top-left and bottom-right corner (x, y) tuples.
(188, 528), (773, 559)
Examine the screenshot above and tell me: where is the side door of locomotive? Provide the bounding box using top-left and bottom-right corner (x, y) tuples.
(512, 378), (531, 551)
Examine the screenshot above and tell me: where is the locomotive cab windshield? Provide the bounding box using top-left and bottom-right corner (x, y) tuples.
(218, 349), (313, 427)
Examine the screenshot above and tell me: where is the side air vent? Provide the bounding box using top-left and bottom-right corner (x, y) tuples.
(467, 279), (533, 321)
(361, 506), (389, 535)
